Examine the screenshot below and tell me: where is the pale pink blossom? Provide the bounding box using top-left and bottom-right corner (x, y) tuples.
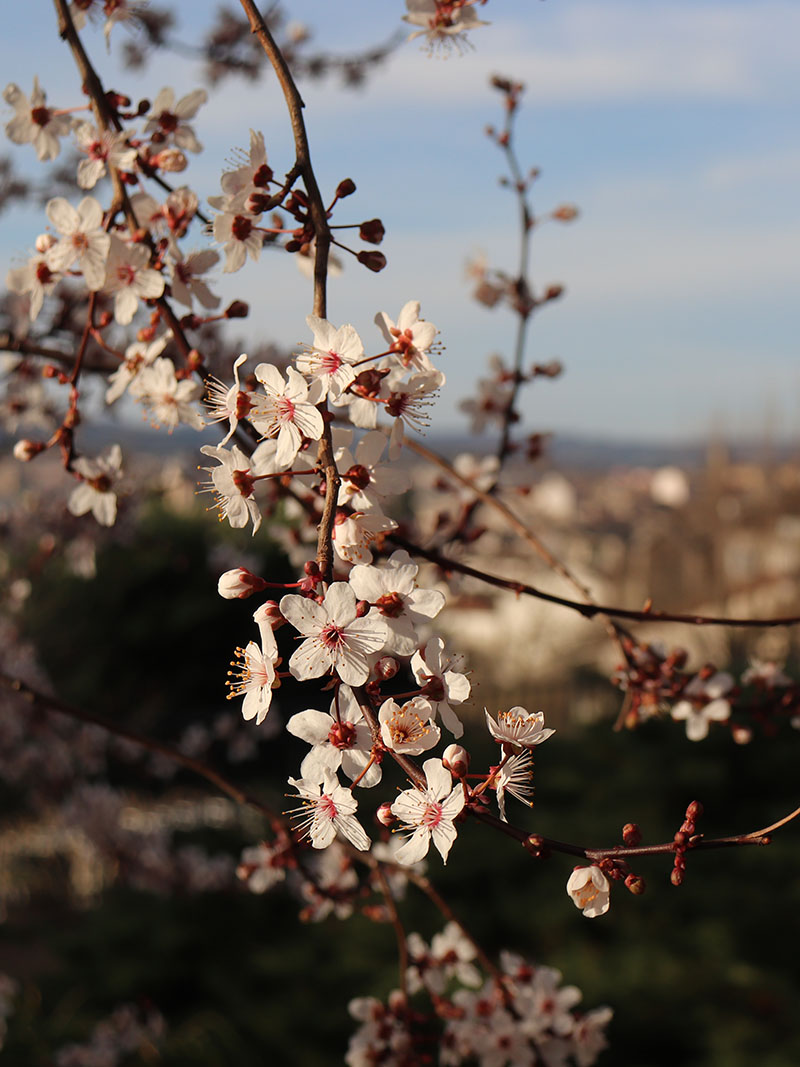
(226, 624), (279, 726)
(68, 444), (122, 527)
(129, 357), (204, 432)
(3, 78), (72, 161)
(144, 87), (207, 153)
(378, 696), (440, 755)
(485, 707), (555, 749)
(349, 550), (444, 656)
(493, 749), (534, 823)
(287, 769), (371, 851)
(212, 209), (263, 273)
(287, 684), (381, 787)
(566, 866), (611, 918)
(45, 196), (110, 291)
(103, 235), (165, 324)
(375, 300), (437, 373)
(333, 428), (410, 511)
(105, 333), (171, 404)
(384, 368), (445, 431)
(671, 671), (733, 741)
(279, 583), (388, 687)
(296, 316), (364, 400)
(74, 122), (137, 189)
(169, 250), (220, 309)
(252, 364), (324, 469)
(332, 509), (397, 566)
(411, 637), (471, 738)
(198, 442), (267, 534)
(6, 253), (60, 321)
(204, 354), (251, 445)
(391, 757), (465, 865)
(403, 0), (489, 53)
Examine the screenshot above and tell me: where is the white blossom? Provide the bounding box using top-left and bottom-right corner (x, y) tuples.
(485, 707), (556, 749)
(280, 583), (388, 686)
(198, 442), (268, 534)
(68, 444), (123, 527)
(3, 78), (72, 160)
(349, 550), (445, 656)
(287, 684), (381, 787)
(144, 87), (207, 153)
(226, 624), (280, 726)
(671, 671), (733, 741)
(378, 696), (440, 755)
(74, 122), (137, 188)
(169, 249), (220, 309)
(129, 357), (204, 432)
(102, 235), (165, 324)
(45, 196), (110, 291)
(411, 637), (470, 738)
(251, 364), (324, 469)
(566, 866), (611, 918)
(391, 758), (465, 865)
(287, 770), (371, 851)
(296, 316), (364, 400)
(375, 300), (437, 373)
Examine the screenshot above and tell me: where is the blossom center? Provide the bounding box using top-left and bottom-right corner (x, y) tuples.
(31, 106), (52, 127)
(158, 110), (179, 133)
(344, 464), (371, 491)
(320, 623), (346, 649)
(376, 591), (404, 618)
(421, 801), (443, 829)
(321, 349), (342, 374)
(319, 794), (338, 820)
(232, 468), (255, 497)
(575, 882), (601, 910)
(231, 214), (253, 241)
(116, 264), (137, 287)
(328, 721), (357, 750)
(276, 395), (296, 422)
(88, 474), (112, 492)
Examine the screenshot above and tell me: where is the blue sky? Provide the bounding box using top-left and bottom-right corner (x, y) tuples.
(3, 0), (800, 442)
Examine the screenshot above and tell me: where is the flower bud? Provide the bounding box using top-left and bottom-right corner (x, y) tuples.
(336, 178), (356, 199)
(225, 300), (249, 319)
(552, 204), (579, 222)
(359, 218), (385, 245)
(356, 249), (387, 273)
(622, 822), (641, 847)
(543, 284), (564, 302)
(253, 600), (284, 629)
(217, 568), (267, 600)
(152, 148), (188, 173)
(373, 656), (399, 681)
(376, 802), (395, 827)
(625, 874), (646, 895)
(442, 744), (469, 778)
(13, 439), (45, 462)
(35, 232), (56, 253)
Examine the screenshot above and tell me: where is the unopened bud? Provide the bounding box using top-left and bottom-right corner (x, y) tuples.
(359, 218), (385, 245)
(622, 822), (641, 847)
(442, 744), (469, 778)
(731, 725), (753, 745)
(225, 300), (249, 319)
(152, 148), (188, 173)
(670, 868), (684, 887)
(376, 802), (395, 827)
(552, 204), (579, 222)
(543, 284), (564, 302)
(356, 249), (387, 273)
(13, 439), (45, 462)
(335, 178), (356, 199)
(685, 801), (703, 821)
(374, 656), (399, 681)
(253, 599), (285, 630)
(625, 874), (646, 895)
(355, 598), (370, 618)
(35, 232), (56, 253)
(217, 568), (268, 600)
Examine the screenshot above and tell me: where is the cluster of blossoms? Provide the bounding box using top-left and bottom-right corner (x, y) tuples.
(613, 640), (800, 741)
(346, 928), (611, 1066)
(54, 1004), (166, 1067)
